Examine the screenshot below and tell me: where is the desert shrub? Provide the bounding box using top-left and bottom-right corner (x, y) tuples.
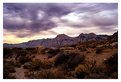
(84, 60), (97, 73)
(96, 47), (103, 54)
(25, 69), (66, 79)
(114, 44), (118, 48)
(27, 70), (54, 79)
(104, 53), (118, 74)
(74, 60), (97, 78)
(69, 44), (76, 47)
(25, 47), (36, 51)
(67, 53), (85, 69)
(30, 59), (42, 71)
(15, 49), (28, 60)
(46, 48), (60, 58)
(86, 51), (90, 54)
(3, 48), (12, 55)
(54, 52), (69, 67)
(12, 47), (23, 51)
(54, 51), (85, 69)
(78, 46), (87, 52)
(75, 64), (87, 78)
(4, 61), (16, 74)
(14, 61), (21, 68)
(90, 45), (96, 48)
(52, 69), (67, 79)
(3, 48), (13, 58)
(25, 47), (37, 54)
(18, 49), (28, 56)
(12, 48), (24, 56)
(3, 71), (16, 79)
(41, 60), (53, 69)
(41, 48), (49, 54)
(111, 72), (118, 79)
(18, 56), (32, 64)
(23, 59), (53, 70)
(32, 55), (35, 58)
(23, 62), (33, 69)
(105, 53), (118, 67)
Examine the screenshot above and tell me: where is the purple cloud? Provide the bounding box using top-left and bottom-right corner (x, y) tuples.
(3, 3), (118, 38)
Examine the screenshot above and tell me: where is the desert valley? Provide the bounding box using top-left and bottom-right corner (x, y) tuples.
(3, 32), (118, 79)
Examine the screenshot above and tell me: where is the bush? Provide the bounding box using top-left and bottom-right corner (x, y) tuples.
(54, 51), (85, 70)
(3, 72), (16, 79)
(111, 72), (118, 79)
(68, 53), (85, 69)
(54, 52), (69, 67)
(46, 48), (60, 58)
(3, 61), (16, 79)
(4, 61), (16, 73)
(25, 69), (66, 79)
(23, 59), (53, 71)
(18, 56), (32, 64)
(104, 53), (118, 74)
(25, 47), (37, 54)
(23, 62), (33, 69)
(75, 64), (87, 78)
(41, 48), (49, 54)
(78, 46), (87, 52)
(105, 53), (118, 67)
(96, 47), (103, 54)
(74, 60), (97, 78)
(69, 44), (76, 47)
(12, 48), (24, 56)
(30, 59), (42, 71)
(3, 48), (12, 58)
(15, 49), (28, 60)
(84, 60), (97, 73)
(41, 60), (53, 69)
(14, 61), (21, 68)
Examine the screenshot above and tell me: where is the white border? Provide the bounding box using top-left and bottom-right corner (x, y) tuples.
(0, 0), (3, 80)
(2, 0), (119, 2)
(0, 0), (120, 82)
(2, 0), (119, 3)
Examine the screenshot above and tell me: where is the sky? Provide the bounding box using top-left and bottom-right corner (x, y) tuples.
(3, 3), (118, 44)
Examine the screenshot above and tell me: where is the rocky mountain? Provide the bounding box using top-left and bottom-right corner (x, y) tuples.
(4, 32), (111, 48)
(108, 31), (118, 42)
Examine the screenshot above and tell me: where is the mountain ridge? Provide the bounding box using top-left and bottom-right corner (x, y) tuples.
(4, 32), (113, 48)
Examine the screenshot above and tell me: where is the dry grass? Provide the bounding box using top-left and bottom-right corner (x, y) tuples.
(3, 39), (118, 79)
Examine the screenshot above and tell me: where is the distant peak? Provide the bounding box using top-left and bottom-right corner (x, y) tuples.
(58, 33), (67, 36)
(55, 34), (70, 39)
(89, 33), (96, 35)
(89, 32), (95, 34)
(56, 34), (68, 37)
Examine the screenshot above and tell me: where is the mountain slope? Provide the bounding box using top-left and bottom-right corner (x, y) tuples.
(4, 33), (110, 48)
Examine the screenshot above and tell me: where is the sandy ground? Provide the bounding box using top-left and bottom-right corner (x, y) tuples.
(12, 65), (28, 79)
(86, 48), (117, 66)
(9, 47), (118, 79)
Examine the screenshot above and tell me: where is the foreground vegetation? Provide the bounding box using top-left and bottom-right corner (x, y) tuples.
(3, 32), (118, 79)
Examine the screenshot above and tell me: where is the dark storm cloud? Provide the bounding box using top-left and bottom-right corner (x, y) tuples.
(3, 3), (118, 37)
(3, 3), (75, 34)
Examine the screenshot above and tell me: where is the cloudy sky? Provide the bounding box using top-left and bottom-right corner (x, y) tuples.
(3, 3), (118, 44)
